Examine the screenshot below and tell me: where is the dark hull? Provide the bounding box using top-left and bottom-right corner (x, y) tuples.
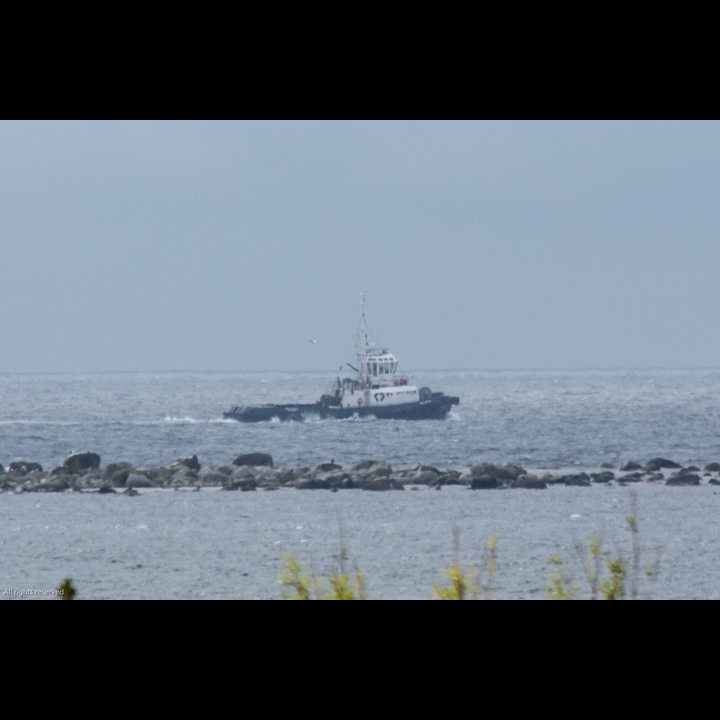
(224, 393), (459, 422)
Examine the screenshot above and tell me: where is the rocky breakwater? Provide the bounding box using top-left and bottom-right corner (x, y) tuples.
(2, 452), (720, 494)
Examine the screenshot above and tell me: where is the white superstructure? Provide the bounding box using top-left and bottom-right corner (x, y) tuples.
(325, 295), (423, 410)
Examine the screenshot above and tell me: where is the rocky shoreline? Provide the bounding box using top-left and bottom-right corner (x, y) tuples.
(2, 451), (720, 494)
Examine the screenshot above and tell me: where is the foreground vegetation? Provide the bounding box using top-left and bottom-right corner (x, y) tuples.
(274, 490), (661, 600)
(53, 491), (663, 600)
(544, 492), (661, 600)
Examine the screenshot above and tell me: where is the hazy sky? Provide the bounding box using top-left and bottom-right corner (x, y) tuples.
(2, 119), (719, 373)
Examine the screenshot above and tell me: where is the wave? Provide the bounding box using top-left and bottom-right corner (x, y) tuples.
(0, 419), (82, 427)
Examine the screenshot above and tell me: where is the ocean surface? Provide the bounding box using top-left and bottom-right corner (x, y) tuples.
(2, 368), (720, 600)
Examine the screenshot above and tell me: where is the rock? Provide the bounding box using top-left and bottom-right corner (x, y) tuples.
(314, 471), (350, 489)
(470, 476), (498, 489)
(275, 468), (300, 485)
(126, 472), (156, 488)
(9, 461), (44, 473)
(198, 468), (229, 486)
(171, 455), (200, 472)
(348, 459), (378, 472)
(77, 470), (101, 490)
(620, 460), (643, 471)
(348, 460), (393, 478)
(230, 465), (255, 480)
(363, 477), (404, 491)
(64, 452), (101, 472)
(645, 457), (681, 472)
(110, 467), (131, 487)
(296, 477), (331, 489)
(101, 462), (133, 481)
(469, 462), (526, 484)
(170, 468), (199, 486)
(704, 462), (720, 473)
(314, 462), (342, 472)
(32, 478), (70, 492)
(409, 469), (441, 485)
(563, 473), (591, 487)
(233, 453), (273, 467)
(444, 472), (465, 486)
(351, 460), (392, 478)
(666, 474), (700, 486)
(619, 472), (645, 483)
(541, 473), (567, 485)
(510, 474), (547, 489)
(222, 477), (258, 491)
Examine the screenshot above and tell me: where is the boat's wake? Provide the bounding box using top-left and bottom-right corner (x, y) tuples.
(164, 416), (235, 424)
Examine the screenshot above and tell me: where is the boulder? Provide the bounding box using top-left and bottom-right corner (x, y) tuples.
(314, 471), (351, 488)
(363, 477), (404, 491)
(110, 468), (131, 487)
(171, 455), (200, 471)
(645, 457), (681, 472)
(126, 472), (156, 488)
(619, 472), (645, 483)
(233, 453), (273, 467)
(63, 452), (101, 472)
(510, 474), (547, 489)
(563, 473), (591, 487)
(314, 462), (342, 472)
(33, 478), (70, 492)
(666, 474), (700, 486)
(348, 459), (378, 472)
(169, 468), (199, 486)
(9, 461), (43, 473)
(101, 462), (133, 482)
(198, 468), (229, 486)
(348, 460), (392, 478)
(296, 477), (331, 489)
(410, 470), (441, 485)
(223, 478), (258, 491)
(470, 476), (498, 489)
(442, 471), (465, 486)
(469, 462), (526, 483)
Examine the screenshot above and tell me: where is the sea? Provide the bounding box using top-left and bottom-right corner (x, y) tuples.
(2, 368), (720, 600)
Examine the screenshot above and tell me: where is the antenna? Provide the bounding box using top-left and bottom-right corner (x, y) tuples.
(356, 294), (368, 354)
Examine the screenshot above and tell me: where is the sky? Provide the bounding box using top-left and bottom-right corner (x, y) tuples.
(2, 119), (719, 373)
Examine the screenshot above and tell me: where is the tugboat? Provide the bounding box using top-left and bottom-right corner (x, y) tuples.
(223, 296), (459, 422)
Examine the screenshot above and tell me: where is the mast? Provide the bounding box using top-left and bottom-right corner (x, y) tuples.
(355, 294), (368, 357)
(355, 294), (369, 384)
(352, 294), (401, 388)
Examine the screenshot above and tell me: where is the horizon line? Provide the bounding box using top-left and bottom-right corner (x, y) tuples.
(3, 365), (720, 376)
